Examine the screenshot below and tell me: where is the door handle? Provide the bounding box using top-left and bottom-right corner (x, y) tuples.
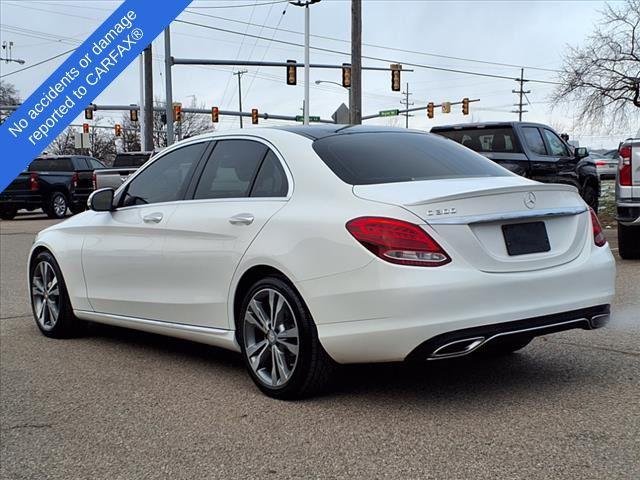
(143, 212), (163, 224)
(229, 213), (254, 225)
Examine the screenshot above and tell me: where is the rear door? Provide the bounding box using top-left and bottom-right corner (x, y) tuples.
(162, 138), (291, 329)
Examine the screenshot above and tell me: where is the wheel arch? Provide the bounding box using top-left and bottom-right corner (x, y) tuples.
(231, 264), (305, 342)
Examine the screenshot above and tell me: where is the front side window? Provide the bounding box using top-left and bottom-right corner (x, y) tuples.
(194, 140), (267, 199)
(542, 129), (570, 157)
(87, 158), (105, 169)
(122, 142), (207, 207)
(312, 132), (510, 185)
(522, 127), (547, 156)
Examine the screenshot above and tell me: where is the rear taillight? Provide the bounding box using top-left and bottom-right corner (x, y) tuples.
(92, 172), (97, 190)
(619, 145), (632, 186)
(346, 217), (451, 267)
(30, 172), (39, 191)
(595, 160), (606, 167)
(71, 173), (78, 189)
(589, 208), (606, 247)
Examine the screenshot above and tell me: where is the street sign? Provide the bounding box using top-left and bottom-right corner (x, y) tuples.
(332, 103), (350, 124)
(296, 115), (320, 122)
(74, 132), (89, 149)
(379, 109), (399, 117)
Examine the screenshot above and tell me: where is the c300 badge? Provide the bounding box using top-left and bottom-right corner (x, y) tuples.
(426, 207), (457, 217)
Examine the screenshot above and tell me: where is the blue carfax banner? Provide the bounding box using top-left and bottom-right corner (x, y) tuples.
(0, 0), (192, 191)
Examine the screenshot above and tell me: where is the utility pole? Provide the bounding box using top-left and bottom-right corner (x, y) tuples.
(350, 0), (362, 124)
(233, 70), (248, 128)
(138, 54), (145, 151)
(143, 44), (154, 151)
(291, 1), (320, 125)
(1, 41), (25, 64)
(164, 27), (174, 146)
(400, 83), (413, 128)
(512, 68), (530, 121)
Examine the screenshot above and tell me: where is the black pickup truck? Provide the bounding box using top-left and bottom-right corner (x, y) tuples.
(431, 122), (601, 211)
(0, 155), (105, 220)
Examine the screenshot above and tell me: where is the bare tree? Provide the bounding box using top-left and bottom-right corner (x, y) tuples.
(48, 127), (76, 155)
(0, 81), (20, 124)
(552, 0), (640, 130)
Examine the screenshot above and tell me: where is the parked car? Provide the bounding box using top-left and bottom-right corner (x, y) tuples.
(94, 151), (154, 190)
(28, 126), (615, 399)
(591, 152), (618, 180)
(0, 155), (105, 220)
(431, 122), (601, 211)
(615, 138), (640, 258)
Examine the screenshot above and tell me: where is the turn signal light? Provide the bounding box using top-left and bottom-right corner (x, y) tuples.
(589, 208), (606, 247)
(346, 217), (451, 266)
(619, 145), (632, 186)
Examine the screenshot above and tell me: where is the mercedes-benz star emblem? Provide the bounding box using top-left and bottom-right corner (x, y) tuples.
(524, 191), (537, 209)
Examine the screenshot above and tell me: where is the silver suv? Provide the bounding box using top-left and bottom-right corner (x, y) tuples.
(616, 138), (640, 259)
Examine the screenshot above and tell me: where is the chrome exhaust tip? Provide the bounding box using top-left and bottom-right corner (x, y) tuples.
(589, 313), (610, 329)
(429, 336), (486, 360)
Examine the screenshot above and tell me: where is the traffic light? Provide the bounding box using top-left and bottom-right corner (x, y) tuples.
(286, 60), (297, 86)
(84, 107), (93, 120)
(462, 97), (470, 115)
(211, 106), (219, 123)
(130, 107), (138, 122)
(427, 102), (434, 119)
(82, 123), (89, 134)
(442, 102), (451, 114)
(114, 123), (122, 136)
(342, 63), (351, 88)
(391, 64), (401, 92)
(173, 102), (182, 122)
(251, 108), (259, 125)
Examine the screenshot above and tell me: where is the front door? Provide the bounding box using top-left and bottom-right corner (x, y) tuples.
(82, 141), (210, 319)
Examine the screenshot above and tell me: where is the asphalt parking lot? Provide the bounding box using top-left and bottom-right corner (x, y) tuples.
(1, 213), (638, 479)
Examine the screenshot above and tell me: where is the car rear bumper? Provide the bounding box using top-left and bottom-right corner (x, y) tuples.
(0, 193), (43, 209)
(300, 240), (615, 364)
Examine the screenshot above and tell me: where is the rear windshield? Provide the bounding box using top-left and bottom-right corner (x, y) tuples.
(432, 127), (522, 154)
(29, 158), (73, 172)
(312, 132), (510, 185)
(113, 153), (151, 168)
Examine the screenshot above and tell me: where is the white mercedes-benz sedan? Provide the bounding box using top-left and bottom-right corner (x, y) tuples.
(28, 126), (616, 399)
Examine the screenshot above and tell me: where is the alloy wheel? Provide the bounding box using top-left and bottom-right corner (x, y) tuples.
(31, 261), (61, 331)
(243, 288), (300, 388)
(53, 194), (67, 217)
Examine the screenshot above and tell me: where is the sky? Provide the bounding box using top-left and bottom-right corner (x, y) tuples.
(0, 0), (634, 149)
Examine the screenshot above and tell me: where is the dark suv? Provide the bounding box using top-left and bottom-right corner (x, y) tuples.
(431, 122), (601, 211)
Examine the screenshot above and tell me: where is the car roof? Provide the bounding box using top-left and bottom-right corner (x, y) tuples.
(431, 121), (553, 131)
(272, 124), (427, 140)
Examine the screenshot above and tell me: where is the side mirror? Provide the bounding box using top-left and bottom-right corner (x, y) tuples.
(88, 188), (115, 212)
(574, 147), (589, 160)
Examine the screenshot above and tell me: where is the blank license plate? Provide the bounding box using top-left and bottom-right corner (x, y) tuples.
(502, 221), (550, 256)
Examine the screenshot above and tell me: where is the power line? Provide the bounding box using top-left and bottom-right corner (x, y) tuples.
(0, 47), (76, 78)
(174, 18), (562, 85)
(189, 0), (289, 9)
(184, 9), (562, 73)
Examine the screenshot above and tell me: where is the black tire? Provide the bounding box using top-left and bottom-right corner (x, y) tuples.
(582, 183), (599, 212)
(45, 192), (68, 219)
(238, 275), (336, 400)
(69, 204), (85, 215)
(618, 223), (640, 259)
(0, 206), (17, 220)
(479, 336), (533, 356)
(29, 251), (83, 338)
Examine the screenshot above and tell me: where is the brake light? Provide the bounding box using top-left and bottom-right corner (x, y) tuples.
(595, 161), (606, 167)
(30, 172), (39, 191)
(619, 145), (632, 186)
(92, 172), (97, 190)
(589, 208), (606, 247)
(71, 172), (78, 189)
(346, 217), (451, 266)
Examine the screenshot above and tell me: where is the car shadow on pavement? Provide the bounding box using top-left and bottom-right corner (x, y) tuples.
(79, 321), (600, 404)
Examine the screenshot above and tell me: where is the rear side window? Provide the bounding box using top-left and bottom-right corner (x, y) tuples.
(251, 151), (288, 197)
(433, 127), (521, 153)
(122, 142), (207, 207)
(113, 154), (151, 168)
(194, 140), (267, 199)
(29, 158), (73, 172)
(522, 127), (547, 155)
(312, 132), (510, 185)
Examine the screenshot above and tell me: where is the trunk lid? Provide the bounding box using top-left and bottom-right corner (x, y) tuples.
(353, 177), (589, 273)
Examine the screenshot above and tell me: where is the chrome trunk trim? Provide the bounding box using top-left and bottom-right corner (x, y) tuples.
(427, 206), (587, 225)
